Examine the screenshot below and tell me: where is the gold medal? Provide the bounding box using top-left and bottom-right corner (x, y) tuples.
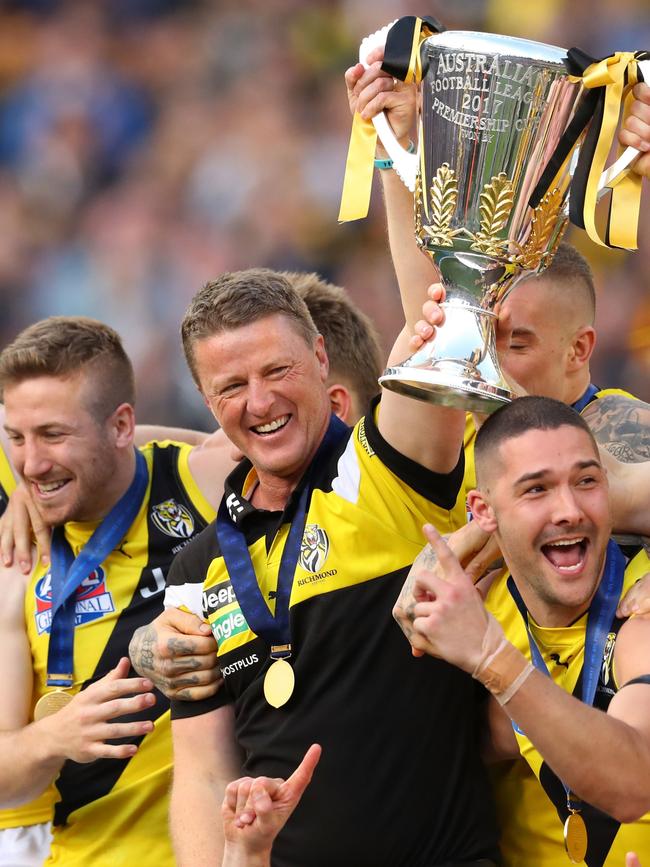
(263, 658), (295, 708)
(34, 690), (73, 721)
(564, 811), (588, 863)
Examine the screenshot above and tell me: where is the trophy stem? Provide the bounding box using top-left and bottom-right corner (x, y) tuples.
(380, 298), (513, 414)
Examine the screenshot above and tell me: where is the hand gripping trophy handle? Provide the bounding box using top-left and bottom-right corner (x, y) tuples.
(359, 24), (649, 413)
(359, 22), (418, 192)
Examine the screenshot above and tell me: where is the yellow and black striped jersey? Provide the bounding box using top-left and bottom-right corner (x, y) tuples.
(485, 548), (650, 866)
(25, 440), (213, 866)
(166, 405), (499, 867)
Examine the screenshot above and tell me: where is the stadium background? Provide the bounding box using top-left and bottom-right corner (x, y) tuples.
(0, 0), (647, 429)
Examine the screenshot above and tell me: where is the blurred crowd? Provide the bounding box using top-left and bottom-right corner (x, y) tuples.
(0, 0), (648, 427)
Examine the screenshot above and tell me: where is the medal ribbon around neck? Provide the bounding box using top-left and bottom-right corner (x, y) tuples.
(570, 383), (599, 414)
(507, 539), (625, 814)
(46, 448), (149, 687)
(215, 415), (349, 693)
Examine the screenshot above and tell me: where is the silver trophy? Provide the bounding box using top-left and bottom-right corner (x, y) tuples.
(360, 27), (648, 412)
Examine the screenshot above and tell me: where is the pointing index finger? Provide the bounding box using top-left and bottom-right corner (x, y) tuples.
(422, 524), (466, 585)
(281, 744), (322, 802)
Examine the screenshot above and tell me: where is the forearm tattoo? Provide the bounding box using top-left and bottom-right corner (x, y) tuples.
(582, 395), (650, 463)
(394, 543), (439, 640)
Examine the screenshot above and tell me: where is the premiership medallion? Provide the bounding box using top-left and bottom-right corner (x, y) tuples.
(564, 812), (588, 864)
(263, 658), (295, 708)
(34, 689), (73, 721)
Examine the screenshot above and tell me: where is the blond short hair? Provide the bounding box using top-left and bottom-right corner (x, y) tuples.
(0, 316), (135, 421)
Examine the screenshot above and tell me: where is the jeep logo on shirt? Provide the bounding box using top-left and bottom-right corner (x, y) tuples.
(202, 583), (238, 614)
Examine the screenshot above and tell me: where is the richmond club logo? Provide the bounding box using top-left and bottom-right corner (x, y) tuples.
(299, 524), (330, 573)
(34, 568), (115, 635)
(151, 498), (195, 539)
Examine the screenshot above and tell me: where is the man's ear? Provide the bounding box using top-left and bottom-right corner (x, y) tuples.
(568, 326), (596, 372)
(315, 334), (330, 383)
(327, 383), (353, 425)
(109, 403), (136, 449)
(467, 489), (497, 533)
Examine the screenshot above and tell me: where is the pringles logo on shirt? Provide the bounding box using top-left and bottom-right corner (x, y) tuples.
(151, 498), (195, 539)
(34, 568), (115, 635)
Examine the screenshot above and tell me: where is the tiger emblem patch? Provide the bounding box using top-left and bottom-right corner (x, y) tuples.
(299, 524), (329, 573)
(151, 498), (195, 539)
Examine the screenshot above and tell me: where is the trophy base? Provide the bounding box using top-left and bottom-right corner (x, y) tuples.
(379, 365), (513, 414)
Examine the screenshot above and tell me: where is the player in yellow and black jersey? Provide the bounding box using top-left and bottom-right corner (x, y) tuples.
(408, 397), (650, 867)
(159, 269), (499, 867)
(167, 398), (495, 867)
(0, 317), (225, 867)
(484, 547), (650, 866)
(395, 239), (650, 866)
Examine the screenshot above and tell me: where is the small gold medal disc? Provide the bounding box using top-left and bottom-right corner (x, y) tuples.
(263, 658), (295, 708)
(34, 690), (73, 721)
(564, 812), (588, 863)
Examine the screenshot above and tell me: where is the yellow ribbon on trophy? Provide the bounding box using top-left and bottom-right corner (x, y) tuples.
(338, 16), (443, 223)
(568, 51), (646, 250)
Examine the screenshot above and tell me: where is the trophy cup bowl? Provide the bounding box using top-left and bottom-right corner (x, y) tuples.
(376, 31), (587, 413)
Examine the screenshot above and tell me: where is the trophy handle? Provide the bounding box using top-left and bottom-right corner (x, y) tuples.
(359, 22), (419, 192)
(597, 59), (650, 196)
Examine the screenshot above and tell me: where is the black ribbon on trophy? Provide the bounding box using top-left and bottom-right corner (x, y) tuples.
(529, 47), (649, 250)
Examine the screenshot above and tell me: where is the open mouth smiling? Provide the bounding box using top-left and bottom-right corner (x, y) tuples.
(541, 537), (589, 574)
(32, 479), (70, 497)
(251, 415), (291, 436)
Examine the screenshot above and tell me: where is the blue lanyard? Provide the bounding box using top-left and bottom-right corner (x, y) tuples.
(508, 539), (625, 804)
(47, 449), (149, 686)
(216, 414), (348, 653)
(571, 383), (599, 414)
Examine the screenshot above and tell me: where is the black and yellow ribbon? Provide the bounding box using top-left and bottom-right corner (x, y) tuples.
(530, 48), (648, 250)
(338, 15), (444, 223)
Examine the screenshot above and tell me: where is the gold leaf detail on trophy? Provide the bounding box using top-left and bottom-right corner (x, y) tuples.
(513, 187), (564, 270)
(423, 163), (459, 247)
(414, 172), (425, 248)
(470, 172), (514, 257)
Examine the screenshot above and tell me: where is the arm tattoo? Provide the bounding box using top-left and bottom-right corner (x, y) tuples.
(394, 544), (439, 639)
(584, 395), (650, 554)
(582, 395), (650, 463)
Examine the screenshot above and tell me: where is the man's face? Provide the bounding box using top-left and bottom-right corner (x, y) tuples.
(499, 277), (575, 400)
(194, 313), (331, 483)
(475, 426), (611, 624)
(4, 372), (120, 525)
